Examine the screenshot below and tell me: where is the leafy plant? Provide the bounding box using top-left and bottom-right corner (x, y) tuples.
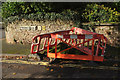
(2, 9), (80, 28)
(82, 4), (120, 23)
(2, 2), (53, 19)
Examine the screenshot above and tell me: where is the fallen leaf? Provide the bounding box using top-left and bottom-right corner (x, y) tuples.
(46, 68), (49, 71)
(12, 72), (16, 75)
(113, 64), (118, 67)
(20, 56), (23, 59)
(60, 65), (63, 68)
(16, 57), (19, 59)
(58, 75), (61, 78)
(50, 69), (53, 72)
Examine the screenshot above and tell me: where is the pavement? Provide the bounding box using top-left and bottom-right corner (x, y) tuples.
(0, 28), (120, 79)
(2, 62), (120, 78)
(1, 53), (120, 79)
(0, 29), (5, 39)
(0, 53), (120, 69)
(0, 22), (5, 39)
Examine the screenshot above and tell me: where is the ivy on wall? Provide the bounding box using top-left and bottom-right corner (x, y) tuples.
(2, 9), (81, 28)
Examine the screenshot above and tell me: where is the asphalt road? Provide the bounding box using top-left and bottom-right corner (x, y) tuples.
(2, 62), (120, 78)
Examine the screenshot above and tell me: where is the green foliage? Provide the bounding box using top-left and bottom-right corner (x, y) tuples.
(3, 9), (80, 25)
(2, 2), (120, 28)
(61, 9), (80, 21)
(2, 2), (53, 18)
(101, 2), (120, 13)
(82, 4), (120, 23)
(2, 2), (23, 18)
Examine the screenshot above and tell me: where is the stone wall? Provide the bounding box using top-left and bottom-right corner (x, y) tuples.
(5, 19), (74, 44)
(94, 23), (120, 47)
(5, 20), (120, 47)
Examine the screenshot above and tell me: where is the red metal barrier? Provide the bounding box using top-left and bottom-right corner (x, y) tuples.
(31, 27), (107, 62)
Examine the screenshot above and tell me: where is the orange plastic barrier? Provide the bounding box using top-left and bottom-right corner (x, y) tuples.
(31, 27), (107, 62)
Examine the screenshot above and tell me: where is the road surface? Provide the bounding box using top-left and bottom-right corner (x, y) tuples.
(0, 22), (5, 39)
(2, 62), (120, 78)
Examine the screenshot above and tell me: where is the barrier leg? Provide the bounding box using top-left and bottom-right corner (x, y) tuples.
(43, 38), (47, 48)
(55, 39), (57, 58)
(87, 41), (89, 48)
(47, 38), (49, 58)
(92, 40), (94, 56)
(95, 39), (100, 56)
(37, 37), (41, 53)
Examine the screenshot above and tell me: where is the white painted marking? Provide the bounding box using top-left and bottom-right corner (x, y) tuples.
(70, 35), (77, 39)
(20, 26), (30, 30)
(57, 35), (63, 38)
(30, 26), (36, 30)
(85, 35), (93, 39)
(37, 26), (42, 30)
